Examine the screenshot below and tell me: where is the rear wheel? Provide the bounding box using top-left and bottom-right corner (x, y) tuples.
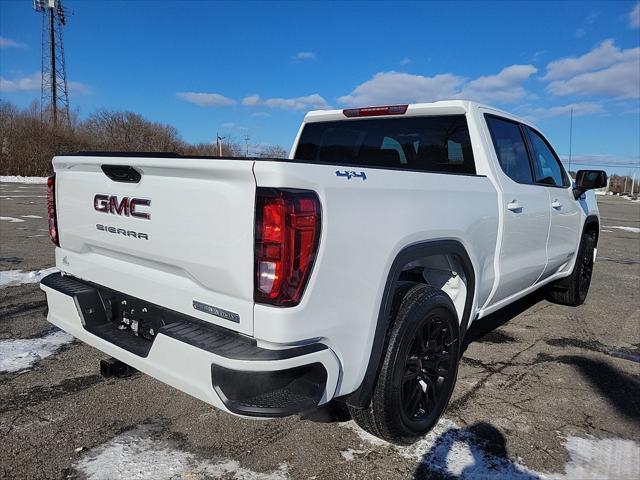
(348, 284), (460, 444)
(547, 231), (596, 307)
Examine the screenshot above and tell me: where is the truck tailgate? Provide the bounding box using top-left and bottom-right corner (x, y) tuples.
(52, 155), (256, 336)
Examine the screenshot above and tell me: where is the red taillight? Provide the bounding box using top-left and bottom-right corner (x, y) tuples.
(255, 188), (321, 306)
(47, 174), (59, 246)
(343, 104), (408, 118)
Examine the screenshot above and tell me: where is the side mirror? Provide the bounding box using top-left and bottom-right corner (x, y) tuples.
(573, 169), (607, 199)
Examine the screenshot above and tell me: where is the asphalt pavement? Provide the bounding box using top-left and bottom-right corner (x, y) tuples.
(1, 183), (638, 480)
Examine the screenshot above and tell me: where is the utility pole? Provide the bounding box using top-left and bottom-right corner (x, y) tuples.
(216, 132), (225, 157)
(568, 107), (573, 173)
(244, 134), (250, 157)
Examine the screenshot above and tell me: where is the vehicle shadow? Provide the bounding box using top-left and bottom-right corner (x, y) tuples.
(413, 421), (539, 479)
(552, 354), (640, 425)
(461, 289), (547, 354)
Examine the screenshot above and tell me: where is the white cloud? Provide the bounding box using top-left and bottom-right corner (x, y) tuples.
(544, 40), (639, 80)
(0, 72), (41, 92)
(0, 36), (27, 49)
(338, 71), (463, 106)
(243, 93), (329, 110)
(400, 57), (411, 66)
(0, 72), (91, 95)
(574, 28), (586, 39)
(630, 2), (640, 28)
(241, 94), (261, 106)
(264, 93), (329, 110)
(220, 122), (247, 131)
(547, 61), (639, 98)
(338, 65), (536, 106)
(585, 11), (601, 25)
(69, 80), (93, 95)
(176, 92), (236, 107)
(527, 102), (604, 119)
(531, 50), (547, 62)
(293, 51), (316, 61)
(543, 40), (640, 98)
(460, 64), (538, 103)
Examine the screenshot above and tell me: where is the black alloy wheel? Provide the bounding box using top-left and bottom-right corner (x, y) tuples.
(348, 284), (461, 444)
(401, 310), (456, 424)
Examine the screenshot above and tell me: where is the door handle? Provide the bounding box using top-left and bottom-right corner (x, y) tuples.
(551, 199), (562, 209)
(507, 200), (522, 212)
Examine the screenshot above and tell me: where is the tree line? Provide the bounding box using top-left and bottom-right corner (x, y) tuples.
(0, 101), (287, 176)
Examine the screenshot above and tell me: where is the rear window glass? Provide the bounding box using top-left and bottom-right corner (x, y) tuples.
(293, 115), (476, 174)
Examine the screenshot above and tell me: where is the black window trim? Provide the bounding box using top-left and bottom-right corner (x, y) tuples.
(484, 113), (536, 186)
(484, 113), (571, 190)
(522, 125), (571, 189)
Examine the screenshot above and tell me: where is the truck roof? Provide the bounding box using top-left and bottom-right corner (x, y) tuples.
(304, 100), (532, 127)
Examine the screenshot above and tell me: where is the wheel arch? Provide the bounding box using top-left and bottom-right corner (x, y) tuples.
(347, 239), (476, 408)
(583, 215), (600, 246)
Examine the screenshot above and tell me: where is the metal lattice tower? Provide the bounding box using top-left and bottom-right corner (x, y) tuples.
(34, 0), (70, 128)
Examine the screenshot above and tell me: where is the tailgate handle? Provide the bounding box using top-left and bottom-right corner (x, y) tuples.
(101, 165), (142, 183)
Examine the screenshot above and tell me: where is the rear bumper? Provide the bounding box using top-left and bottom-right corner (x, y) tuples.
(40, 273), (339, 417)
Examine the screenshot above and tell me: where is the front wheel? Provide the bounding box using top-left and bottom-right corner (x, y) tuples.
(348, 284), (460, 444)
(547, 231), (596, 307)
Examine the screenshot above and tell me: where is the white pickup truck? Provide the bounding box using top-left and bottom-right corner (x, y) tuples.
(41, 101), (606, 443)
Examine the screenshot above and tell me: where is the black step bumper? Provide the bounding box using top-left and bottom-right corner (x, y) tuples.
(41, 272), (332, 417)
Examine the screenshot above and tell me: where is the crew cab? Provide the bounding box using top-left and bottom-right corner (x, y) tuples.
(41, 101), (607, 443)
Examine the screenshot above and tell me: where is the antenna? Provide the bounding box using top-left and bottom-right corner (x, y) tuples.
(34, 0), (71, 128)
(568, 106), (573, 173)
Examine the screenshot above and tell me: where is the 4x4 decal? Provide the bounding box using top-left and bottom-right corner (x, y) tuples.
(335, 170), (367, 181)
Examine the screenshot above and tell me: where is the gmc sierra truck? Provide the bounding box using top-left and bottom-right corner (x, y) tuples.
(41, 101), (606, 444)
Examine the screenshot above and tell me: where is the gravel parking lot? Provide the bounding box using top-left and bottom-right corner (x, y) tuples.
(1, 182), (638, 480)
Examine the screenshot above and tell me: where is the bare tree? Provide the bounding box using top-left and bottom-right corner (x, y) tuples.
(256, 144), (288, 158)
(0, 100), (246, 176)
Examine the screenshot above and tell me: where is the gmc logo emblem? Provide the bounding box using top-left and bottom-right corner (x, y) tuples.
(94, 194), (151, 220)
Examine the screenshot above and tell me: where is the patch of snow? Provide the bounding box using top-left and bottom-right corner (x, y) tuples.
(21, 215), (43, 219)
(340, 448), (366, 461)
(0, 195), (46, 198)
(0, 216), (25, 223)
(603, 225), (640, 234)
(562, 436), (640, 479)
(0, 267), (59, 287)
(74, 421), (290, 480)
(0, 329), (74, 373)
(0, 175), (48, 184)
(341, 420), (640, 479)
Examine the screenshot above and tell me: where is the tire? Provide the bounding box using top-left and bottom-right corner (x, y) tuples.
(547, 231), (596, 307)
(348, 284), (460, 444)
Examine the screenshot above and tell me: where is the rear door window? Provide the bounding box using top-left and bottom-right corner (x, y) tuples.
(485, 115), (533, 184)
(294, 115), (476, 174)
(525, 127), (570, 187)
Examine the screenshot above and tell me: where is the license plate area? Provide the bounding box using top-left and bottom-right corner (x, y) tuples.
(72, 279), (175, 357)
(106, 294), (166, 342)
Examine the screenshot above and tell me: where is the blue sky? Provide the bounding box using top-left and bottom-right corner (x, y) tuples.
(1, 0), (639, 174)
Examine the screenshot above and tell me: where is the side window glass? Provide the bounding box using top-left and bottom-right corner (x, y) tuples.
(485, 116), (533, 184)
(447, 140), (464, 164)
(526, 128), (569, 187)
(381, 136), (407, 164)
